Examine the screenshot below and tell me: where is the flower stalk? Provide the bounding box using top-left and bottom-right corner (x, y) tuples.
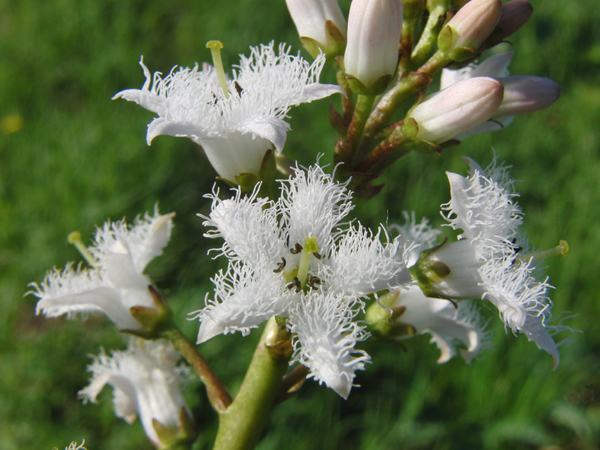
(212, 317), (292, 450)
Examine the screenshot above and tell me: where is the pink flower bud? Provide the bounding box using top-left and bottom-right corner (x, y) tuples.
(407, 77), (504, 144)
(438, 0), (502, 62)
(286, 0), (347, 58)
(492, 0), (533, 43)
(493, 76), (561, 117)
(344, 0), (403, 94)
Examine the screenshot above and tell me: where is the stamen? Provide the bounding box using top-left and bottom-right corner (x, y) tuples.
(273, 257), (287, 273)
(286, 277), (302, 293)
(290, 243), (303, 254)
(68, 231), (98, 267)
(517, 240), (569, 263)
(313, 252), (323, 260)
(234, 81), (244, 96)
(206, 40), (230, 98)
(308, 276), (321, 290)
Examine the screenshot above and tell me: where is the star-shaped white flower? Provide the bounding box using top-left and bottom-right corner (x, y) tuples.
(79, 339), (192, 447)
(193, 163), (413, 397)
(30, 209), (174, 330)
(114, 42), (345, 181)
(414, 157), (563, 366)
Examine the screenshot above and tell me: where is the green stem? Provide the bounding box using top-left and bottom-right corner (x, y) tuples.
(348, 94), (377, 154)
(162, 327), (232, 414)
(410, 4), (448, 69)
(212, 317), (292, 450)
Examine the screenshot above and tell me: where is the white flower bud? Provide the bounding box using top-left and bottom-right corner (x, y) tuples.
(344, 0), (403, 94)
(438, 0), (502, 61)
(407, 77), (504, 144)
(493, 76), (561, 118)
(286, 0), (347, 58)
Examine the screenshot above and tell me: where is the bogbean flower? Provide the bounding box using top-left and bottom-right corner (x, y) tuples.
(79, 340), (193, 447)
(192, 164), (414, 398)
(114, 42), (345, 182)
(367, 213), (489, 364)
(440, 52), (560, 140)
(30, 209), (174, 331)
(411, 157), (567, 367)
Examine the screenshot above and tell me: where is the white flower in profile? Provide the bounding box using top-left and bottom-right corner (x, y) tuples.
(30, 209), (174, 331)
(79, 340), (192, 447)
(414, 157), (565, 366)
(193, 163), (414, 398)
(388, 286), (490, 363)
(114, 42), (345, 181)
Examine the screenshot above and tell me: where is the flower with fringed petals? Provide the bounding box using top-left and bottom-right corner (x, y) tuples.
(192, 163), (415, 398)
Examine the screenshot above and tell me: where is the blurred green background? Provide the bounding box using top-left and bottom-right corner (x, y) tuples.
(1, 0), (599, 449)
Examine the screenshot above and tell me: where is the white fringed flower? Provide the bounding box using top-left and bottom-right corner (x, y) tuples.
(415, 157), (561, 366)
(31, 209), (174, 330)
(79, 340), (191, 447)
(391, 286), (490, 363)
(193, 163), (414, 397)
(114, 42), (345, 181)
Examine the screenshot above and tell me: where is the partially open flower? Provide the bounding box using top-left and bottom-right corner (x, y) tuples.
(30, 209), (174, 331)
(79, 340), (194, 447)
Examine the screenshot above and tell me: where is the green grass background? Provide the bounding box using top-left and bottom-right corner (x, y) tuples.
(1, 0), (599, 449)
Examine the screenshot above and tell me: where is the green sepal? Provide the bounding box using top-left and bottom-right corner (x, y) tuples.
(299, 19), (346, 61)
(124, 285), (175, 339)
(152, 407), (198, 450)
(347, 74), (393, 95)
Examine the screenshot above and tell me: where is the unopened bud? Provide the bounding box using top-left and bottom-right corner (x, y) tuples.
(407, 77), (504, 144)
(438, 0), (502, 62)
(486, 0), (533, 46)
(286, 0), (347, 59)
(344, 0), (403, 94)
(493, 76), (561, 118)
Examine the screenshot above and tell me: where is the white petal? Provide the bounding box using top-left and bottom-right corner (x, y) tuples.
(288, 292), (369, 399)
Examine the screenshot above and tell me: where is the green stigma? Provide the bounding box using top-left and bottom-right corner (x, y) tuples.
(206, 40), (230, 98)
(68, 231), (98, 267)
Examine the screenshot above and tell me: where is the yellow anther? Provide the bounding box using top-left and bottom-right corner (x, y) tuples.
(206, 40), (230, 98)
(68, 231), (98, 267)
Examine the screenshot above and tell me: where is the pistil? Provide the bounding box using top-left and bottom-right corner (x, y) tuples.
(68, 231), (99, 267)
(517, 240), (569, 263)
(206, 40), (230, 98)
(297, 236), (320, 287)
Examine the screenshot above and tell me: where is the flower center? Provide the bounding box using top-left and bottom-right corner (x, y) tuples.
(206, 40), (230, 98)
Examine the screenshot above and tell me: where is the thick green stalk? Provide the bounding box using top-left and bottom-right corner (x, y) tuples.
(212, 317), (292, 450)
